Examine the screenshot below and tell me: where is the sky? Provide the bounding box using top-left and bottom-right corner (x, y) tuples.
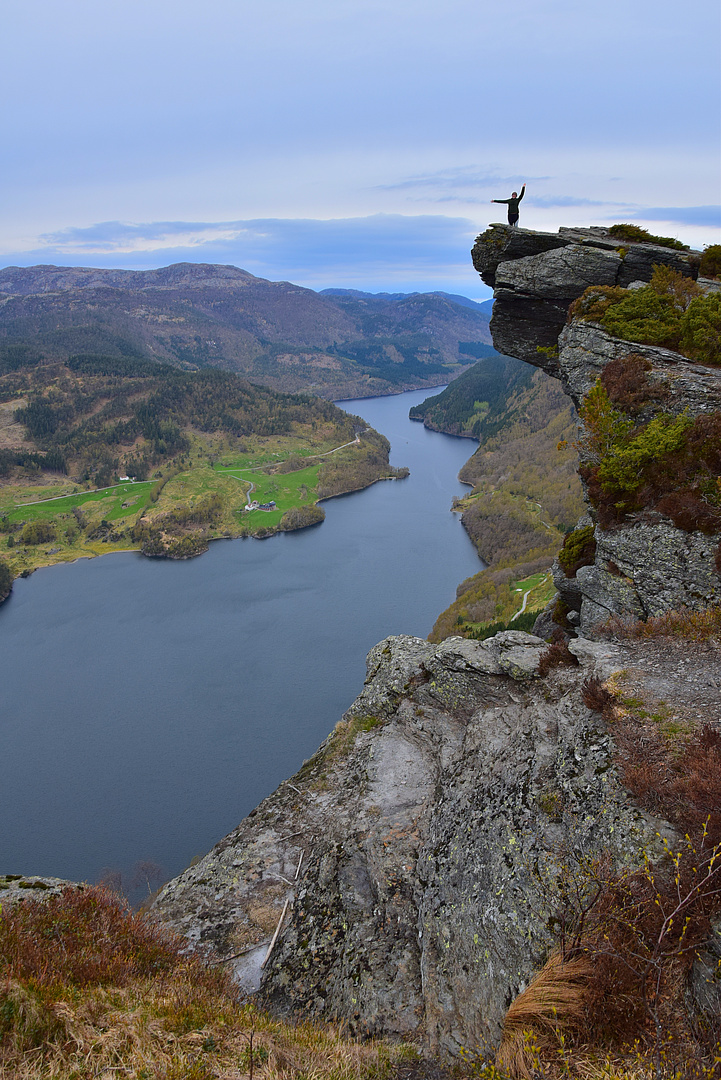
(2, 0), (720, 299)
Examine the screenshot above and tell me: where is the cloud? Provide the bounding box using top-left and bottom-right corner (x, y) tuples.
(630, 206), (721, 229)
(527, 196), (615, 208)
(378, 167), (531, 193)
(7, 214), (493, 297)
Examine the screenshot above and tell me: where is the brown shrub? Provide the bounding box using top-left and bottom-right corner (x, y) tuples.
(0, 885), (218, 991)
(655, 490), (721, 533)
(537, 634), (580, 676)
(612, 703), (721, 841)
(600, 353), (668, 416)
(608, 605), (721, 642)
(581, 676), (617, 719)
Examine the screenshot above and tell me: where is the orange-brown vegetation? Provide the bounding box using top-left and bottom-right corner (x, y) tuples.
(607, 606), (721, 643)
(537, 633), (580, 677)
(0, 886), (411, 1080)
(497, 666), (721, 1079)
(600, 354), (668, 416)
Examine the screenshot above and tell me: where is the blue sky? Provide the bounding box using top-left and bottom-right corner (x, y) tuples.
(2, 0), (719, 298)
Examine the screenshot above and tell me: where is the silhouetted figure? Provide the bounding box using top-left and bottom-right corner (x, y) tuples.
(491, 184), (526, 227)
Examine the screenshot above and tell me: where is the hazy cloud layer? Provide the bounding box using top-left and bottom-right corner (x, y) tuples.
(631, 206), (721, 228)
(11, 215), (491, 296)
(1, 0), (719, 287)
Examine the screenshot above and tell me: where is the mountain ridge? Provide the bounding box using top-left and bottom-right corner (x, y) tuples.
(0, 262), (494, 399)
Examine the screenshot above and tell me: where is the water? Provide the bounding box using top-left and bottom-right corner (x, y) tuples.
(0, 387), (481, 892)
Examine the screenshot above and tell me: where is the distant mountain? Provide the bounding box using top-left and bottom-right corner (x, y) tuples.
(319, 288), (489, 311)
(0, 263), (493, 399)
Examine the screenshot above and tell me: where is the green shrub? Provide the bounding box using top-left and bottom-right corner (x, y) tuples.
(0, 558), (12, 597)
(597, 413), (693, 494)
(599, 281), (686, 351)
(679, 291), (721, 365)
(578, 374), (721, 529)
(571, 266), (720, 366)
(699, 244), (721, 279)
(607, 223), (689, 250)
(279, 504), (325, 531)
(557, 524), (596, 577)
(20, 520), (56, 545)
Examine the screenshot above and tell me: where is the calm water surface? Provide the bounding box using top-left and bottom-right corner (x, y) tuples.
(0, 387), (481, 889)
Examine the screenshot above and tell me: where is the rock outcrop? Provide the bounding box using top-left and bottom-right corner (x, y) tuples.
(472, 224), (699, 374)
(154, 631), (676, 1054)
(472, 224), (720, 633)
(0, 874), (83, 910)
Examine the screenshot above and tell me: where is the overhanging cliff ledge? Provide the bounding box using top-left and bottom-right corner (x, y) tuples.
(472, 223), (703, 376)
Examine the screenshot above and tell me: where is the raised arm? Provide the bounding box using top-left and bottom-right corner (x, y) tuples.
(517, 184), (526, 202)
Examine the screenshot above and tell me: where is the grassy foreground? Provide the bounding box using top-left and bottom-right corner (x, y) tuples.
(0, 886), (416, 1080)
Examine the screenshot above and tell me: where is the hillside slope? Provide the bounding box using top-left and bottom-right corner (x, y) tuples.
(407, 357), (584, 640)
(0, 263), (492, 398)
(0, 353), (406, 580)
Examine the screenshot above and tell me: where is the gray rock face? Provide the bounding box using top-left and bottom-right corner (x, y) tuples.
(472, 224), (699, 373)
(153, 633), (667, 1054)
(0, 875), (83, 910)
(558, 321), (721, 414)
(578, 522), (721, 634)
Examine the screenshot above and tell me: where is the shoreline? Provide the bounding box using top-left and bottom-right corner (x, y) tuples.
(1, 472), (411, 587)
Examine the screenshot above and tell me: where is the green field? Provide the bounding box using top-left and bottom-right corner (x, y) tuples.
(0, 431), (376, 575)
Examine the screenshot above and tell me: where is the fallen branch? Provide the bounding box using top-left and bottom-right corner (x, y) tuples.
(261, 898), (290, 969)
(216, 939), (272, 964)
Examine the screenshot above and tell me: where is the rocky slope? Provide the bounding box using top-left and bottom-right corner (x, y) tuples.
(153, 627), (721, 1056)
(154, 632), (671, 1051)
(0, 263), (492, 399)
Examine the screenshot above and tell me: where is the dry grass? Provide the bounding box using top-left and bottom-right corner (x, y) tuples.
(496, 951), (596, 1078)
(0, 886), (414, 1080)
(606, 606), (721, 643)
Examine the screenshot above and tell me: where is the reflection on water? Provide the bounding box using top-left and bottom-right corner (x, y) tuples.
(0, 387), (481, 889)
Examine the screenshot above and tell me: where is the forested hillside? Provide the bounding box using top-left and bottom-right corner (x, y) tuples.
(0, 352), (406, 580)
(0, 263), (492, 399)
(419, 365), (584, 640)
(408, 352), (534, 437)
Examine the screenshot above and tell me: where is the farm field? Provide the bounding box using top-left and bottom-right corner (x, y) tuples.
(0, 431), (375, 576)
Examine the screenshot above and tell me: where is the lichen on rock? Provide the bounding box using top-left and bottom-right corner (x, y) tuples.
(153, 632), (670, 1055)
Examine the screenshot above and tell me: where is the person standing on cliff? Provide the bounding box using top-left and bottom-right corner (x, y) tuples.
(491, 184), (526, 227)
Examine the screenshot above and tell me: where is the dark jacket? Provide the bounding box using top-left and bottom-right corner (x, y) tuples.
(493, 185), (525, 216)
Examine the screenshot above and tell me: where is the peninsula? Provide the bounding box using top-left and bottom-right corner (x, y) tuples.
(0, 354), (407, 581)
